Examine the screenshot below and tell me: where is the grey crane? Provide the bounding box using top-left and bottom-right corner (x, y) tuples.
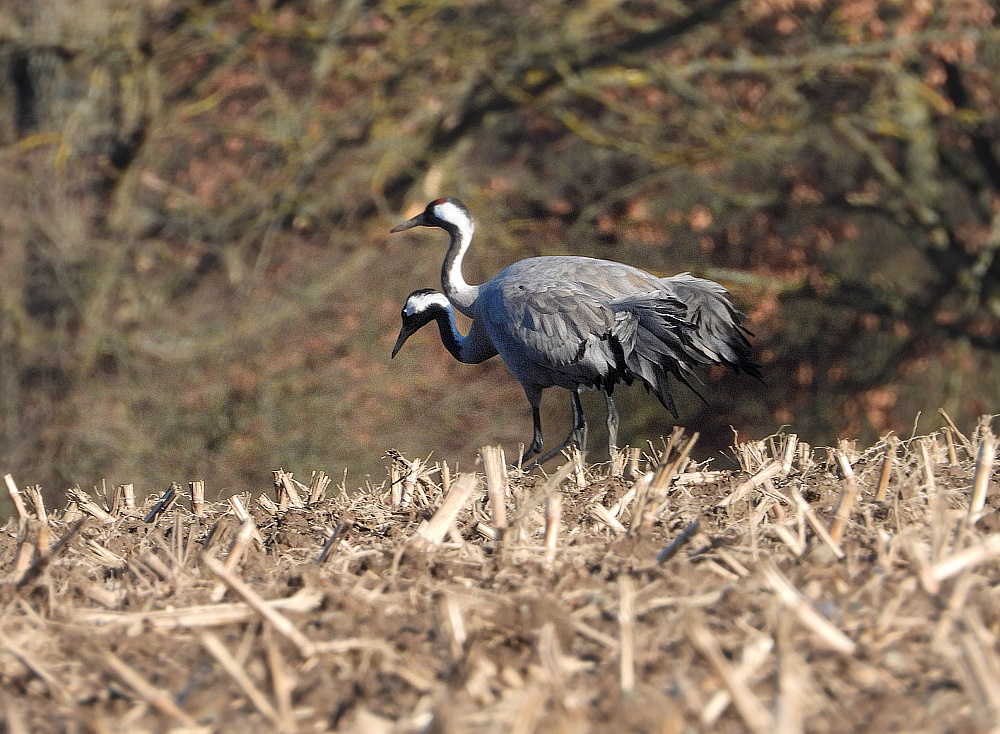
(390, 197), (760, 465)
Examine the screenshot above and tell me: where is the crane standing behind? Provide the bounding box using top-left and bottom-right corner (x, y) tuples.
(390, 197), (760, 466)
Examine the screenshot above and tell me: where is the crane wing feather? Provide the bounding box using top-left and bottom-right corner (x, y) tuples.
(479, 279), (627, 386)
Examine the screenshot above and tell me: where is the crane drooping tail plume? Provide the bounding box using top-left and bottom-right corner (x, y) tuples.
(663, 274), (760, 376)
(609, 284), (760, 417)
(606, 294), (691, 417)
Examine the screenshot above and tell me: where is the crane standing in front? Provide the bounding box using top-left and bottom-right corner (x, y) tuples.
(390, 197), (760, 466)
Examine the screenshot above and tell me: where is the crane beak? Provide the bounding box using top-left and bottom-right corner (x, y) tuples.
(390, 211), (428, 233)
(391, 325), (416, 358)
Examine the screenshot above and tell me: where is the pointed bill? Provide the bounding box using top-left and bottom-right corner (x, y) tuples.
(391, 325), (416, 358)
(390, 211), (428, 233)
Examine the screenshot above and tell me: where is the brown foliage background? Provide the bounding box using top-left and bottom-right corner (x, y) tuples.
(1, 0), (999, 506)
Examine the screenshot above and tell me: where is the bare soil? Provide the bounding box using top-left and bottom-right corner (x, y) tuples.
(2, 428), (999, 733)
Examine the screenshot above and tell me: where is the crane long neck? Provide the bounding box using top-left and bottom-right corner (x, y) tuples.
(441, 220), (479, 317)
(431, 306), (475, 363)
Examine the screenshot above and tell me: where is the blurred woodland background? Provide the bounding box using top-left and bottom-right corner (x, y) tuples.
(1, 0), (999, 507)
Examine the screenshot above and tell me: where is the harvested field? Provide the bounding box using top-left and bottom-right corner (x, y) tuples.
(2, 424), (1000, 733)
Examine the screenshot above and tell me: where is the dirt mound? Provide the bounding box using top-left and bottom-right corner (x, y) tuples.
(2, 427), (999, 733)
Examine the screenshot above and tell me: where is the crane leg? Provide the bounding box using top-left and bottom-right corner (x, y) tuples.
(519, 403), (545, 465)
(526, 388), (587, 467)
(519, 387), (546, 465)
(569, 387), (588, 454)
(605, 392), (619, 454)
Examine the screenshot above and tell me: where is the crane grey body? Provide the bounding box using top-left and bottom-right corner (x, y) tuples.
(391, 197), (760, 465)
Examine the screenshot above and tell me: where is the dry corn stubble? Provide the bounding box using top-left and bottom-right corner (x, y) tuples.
(0, 426), (998, 732)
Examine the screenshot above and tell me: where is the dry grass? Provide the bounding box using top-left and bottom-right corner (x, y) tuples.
(2, 423), (1000, 733)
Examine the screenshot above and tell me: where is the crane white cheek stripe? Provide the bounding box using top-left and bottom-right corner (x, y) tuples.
(432, 201), (470, 228)
(404, 291), (450, 317)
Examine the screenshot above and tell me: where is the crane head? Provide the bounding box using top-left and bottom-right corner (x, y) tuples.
(392, 289), (451, 358)
(390, 197), (473, 234)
